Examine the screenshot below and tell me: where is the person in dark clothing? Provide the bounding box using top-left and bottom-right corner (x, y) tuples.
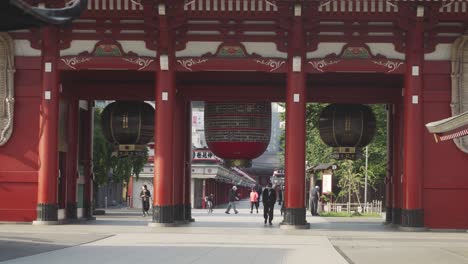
(140, 185), (151, 217)
(262, 183), (276, 225)
(225, 186), (239, 214)
(277, 186), (283, 206)
(310, 186), (320, 216)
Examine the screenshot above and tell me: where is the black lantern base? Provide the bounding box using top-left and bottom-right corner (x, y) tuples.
(280, 208), (309, 229)
(174, 204), (185, 222)
(36, 203), (58, 221)
(152, 205), (175, 224)
(385, 207), (393, 224)
(392, 208), (402, 225)
(66, 202), (77, 220)
(401, 209), (424, 228)
(184, 203), (195, 222)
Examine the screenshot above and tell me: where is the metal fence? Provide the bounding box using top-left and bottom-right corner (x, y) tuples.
(321, 200), (382, 215)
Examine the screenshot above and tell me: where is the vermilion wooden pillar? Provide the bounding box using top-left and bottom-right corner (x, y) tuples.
(152, 68), (176, 224)
(83, 101), (94, 219)
(392, 103), (403, 225)
(35, 26), (60, 224)
(173, 94), (186, 222)
(385, 105), (393, 224)
(66, 98), (79, 220)
(402, 6), (425, 228)
(184, 101), (194, 221)
(282, 3), (308, 229)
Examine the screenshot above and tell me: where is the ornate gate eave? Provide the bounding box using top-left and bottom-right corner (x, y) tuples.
(0, 33), (15, 146)
(59, 40), (156, 71)
(176, 43), (286, 73)
(306, 43), (405, 74)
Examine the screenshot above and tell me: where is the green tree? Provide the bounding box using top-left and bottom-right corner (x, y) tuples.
(336, 160), (363, 207)
(112, 153), (148, 185)
(279, 103), (388, 198)
(305, 103), (333, 166)
(278, 103), (332, 167)
(93, 107), (149, 187)
(93, 108), (114, 186)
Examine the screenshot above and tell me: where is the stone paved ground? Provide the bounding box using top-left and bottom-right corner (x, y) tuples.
(1, 200), (467, 264)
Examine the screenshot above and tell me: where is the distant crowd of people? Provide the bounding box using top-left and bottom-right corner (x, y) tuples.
(223, 183), (280, 225)
(218, 183), (322, 225)
(202, 182), (321, 225)
(142, 182), (321, 222)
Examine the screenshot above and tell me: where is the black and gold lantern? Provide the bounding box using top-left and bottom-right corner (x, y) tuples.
(101, 101), (154, 154)
(319, 104), (376, 160)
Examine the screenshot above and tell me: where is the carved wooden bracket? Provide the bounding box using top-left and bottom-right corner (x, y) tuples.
(176, 43), (286, 72)
(59, 39), (157, 71)
(306, 43), (405, 74)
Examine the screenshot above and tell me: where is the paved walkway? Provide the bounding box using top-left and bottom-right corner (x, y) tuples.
(1, 200), (468, 264)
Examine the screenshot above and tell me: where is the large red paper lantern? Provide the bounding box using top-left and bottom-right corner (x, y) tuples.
(204, 102), (271, 167)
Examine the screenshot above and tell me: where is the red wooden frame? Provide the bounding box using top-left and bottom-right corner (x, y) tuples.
(59, 39), (157, 71)
(176, 43), (286, 72)
(306, 43), (405, 74)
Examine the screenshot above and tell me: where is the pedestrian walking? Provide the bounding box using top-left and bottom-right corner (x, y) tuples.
(225, 186), (239, 214)
(255, 185), (262, 204)
(250, 187), (259, 214)
(277, 185), (283, 205)
(310, 186), (320, 216)
(262, 183), (276, 225)
(140, 185), (151, 217)
(205, 193), (214, 213)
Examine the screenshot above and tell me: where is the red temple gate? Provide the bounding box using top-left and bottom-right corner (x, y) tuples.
(0, 0), (467, 229)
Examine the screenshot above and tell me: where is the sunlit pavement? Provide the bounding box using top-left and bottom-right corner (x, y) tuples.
(1, 200), (468, 264)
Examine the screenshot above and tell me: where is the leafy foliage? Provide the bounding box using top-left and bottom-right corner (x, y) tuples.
(279, 103), (388, 199)
(93, 108), (114, 186)
(93, 107), (149, 186)
(335, 160), (363, 205)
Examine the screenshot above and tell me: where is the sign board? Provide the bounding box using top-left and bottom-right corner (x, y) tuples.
(192, 149), (221, 162)
(322, 173), (332, 194)
(192, 111), (204, 130)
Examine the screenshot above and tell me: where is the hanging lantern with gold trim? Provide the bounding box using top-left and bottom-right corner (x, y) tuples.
(319, 104), (376, 160)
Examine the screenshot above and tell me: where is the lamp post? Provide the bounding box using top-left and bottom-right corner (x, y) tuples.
(364, 146), (369, 213)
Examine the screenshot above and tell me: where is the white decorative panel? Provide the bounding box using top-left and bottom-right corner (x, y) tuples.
(366, 43), (405, 60)
(191, 167), (204, 174)
(14, 40), (40, 56)
(120, 41), (156, 57)
(60, 40), (99, 56)
(425, 44), (452, 61)
(307, 43), (346, 59)
(204, 167), (218, 175)
(242, 42), (287, 58)
(176, 41), (222, 57)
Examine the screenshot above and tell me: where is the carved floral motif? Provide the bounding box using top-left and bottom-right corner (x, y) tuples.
(309, 59), (341, 72)
(61, 57), (92, 70)
(371, 60), (403, 73)
(254, 59), (285, 72)
(122, 57), (154, 70)
(177, 58), (209, 71)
